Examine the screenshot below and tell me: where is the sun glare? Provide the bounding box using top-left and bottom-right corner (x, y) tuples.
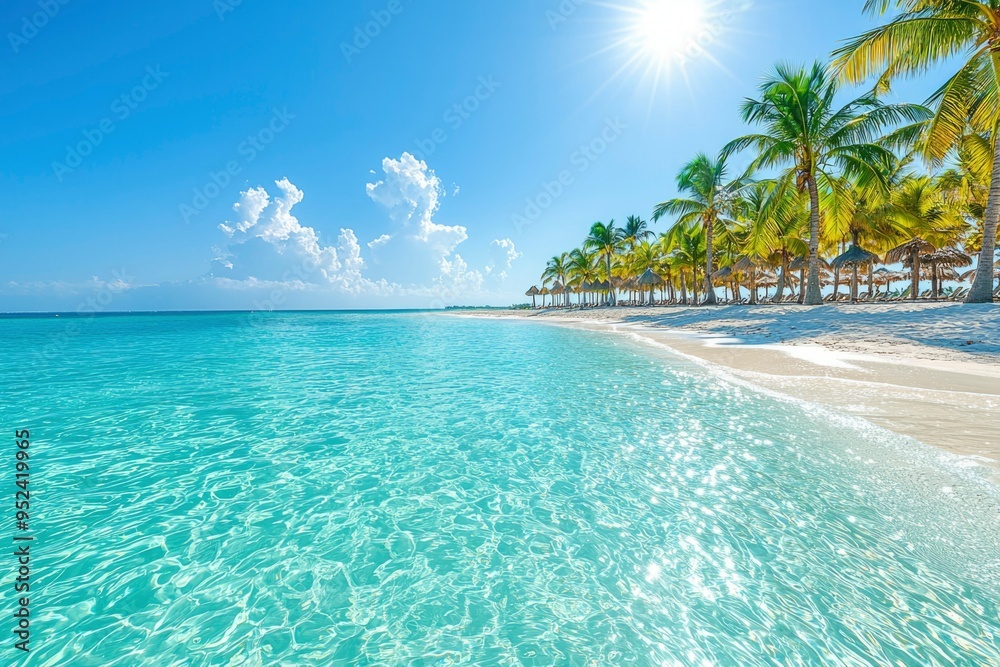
(581, 0), (744, 111)
(632, 0), (708, 65)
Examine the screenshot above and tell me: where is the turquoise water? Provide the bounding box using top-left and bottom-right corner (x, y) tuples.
(1, 312), (999, 666)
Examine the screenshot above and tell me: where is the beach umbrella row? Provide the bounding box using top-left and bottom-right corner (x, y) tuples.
(526, 242), (989, 307)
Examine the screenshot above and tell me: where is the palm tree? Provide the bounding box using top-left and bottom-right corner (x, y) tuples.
(584, 220), (625, 306)
(542, 253), (572, 307)
(660, 225), (706, 305)
(653, 153), (745, 305)
(724, 62), (931, 305)
(886, 175), (970, 299)
(629, 240), (662, 305)
(623, 215), (652, 249)
(566, 248), (599, 306)
(735, 181), (810, 303)
(832, 0), (999, 302)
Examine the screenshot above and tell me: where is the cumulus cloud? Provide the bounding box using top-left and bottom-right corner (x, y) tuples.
(216, 178), (384, 295)
(366, 153), (468, 258)
(438, 254), (483, 293)
(210, 156), (514, 306)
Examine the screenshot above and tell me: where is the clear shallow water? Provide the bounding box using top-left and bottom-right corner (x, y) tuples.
(1, 312), (999, 666)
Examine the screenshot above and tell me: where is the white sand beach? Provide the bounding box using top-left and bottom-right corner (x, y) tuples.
(460, 302), (1000, 480)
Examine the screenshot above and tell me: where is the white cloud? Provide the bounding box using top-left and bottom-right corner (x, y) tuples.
(438, 254), (483, 293)
(219, 186), (269, 236)
(485, 238), (521, 280)
(217, 178), (386, 295)
(366, 153), (468, 258)
(491, 238), (521, 268)
(367, 233), (392, 249)
(209, 157), (513, 306)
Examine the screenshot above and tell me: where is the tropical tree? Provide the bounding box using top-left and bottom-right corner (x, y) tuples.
(937, 131), (992, 253)
(623, 215), (653, 248)
(887, 175), (971, 298)
(735, 181), (810, 303)
(584, 220), (625, 305)
(653, 153), (744, 305)
(832, 0), (1000, 302)
(566, 249), (592, 305)
(659, 226), (706, 305)
(542, 253), (571, 306)
(724, 61), (931, 305)
(629, 240), (662, 304)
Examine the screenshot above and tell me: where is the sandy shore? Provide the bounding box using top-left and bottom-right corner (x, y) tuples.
(457, 302), (1000, 481)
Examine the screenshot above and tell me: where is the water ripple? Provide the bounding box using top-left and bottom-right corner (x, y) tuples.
(1, 312), (998, 666)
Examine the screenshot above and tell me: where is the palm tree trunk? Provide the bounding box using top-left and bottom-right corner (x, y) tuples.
(680, 271), (688, 305)
(605, 252), (615, 306)
(772, 251), (789, 304)
(798, 267), (806, 303)
(931, 261), (939, 300)
(910, 250), (920, 301)
(867, 261), (875, 298)
(703, 218), (717, 305)
(804, 176), (824, 305)
(749, 270), (757, 305)
(833, 267), (840, 301)
(967, 125), (1000, 303)
(851, 264), (859, 302)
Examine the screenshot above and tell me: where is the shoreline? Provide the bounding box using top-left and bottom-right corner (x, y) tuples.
(454, 302), (1000, 482)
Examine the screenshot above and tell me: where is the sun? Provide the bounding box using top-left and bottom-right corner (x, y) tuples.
(580, 0), (743, 108)
(631, 0), (708, 66)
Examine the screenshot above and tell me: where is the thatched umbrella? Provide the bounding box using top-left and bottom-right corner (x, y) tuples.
(588, 280), (609, 306)
(539, 286), (550, 308)
(922, 247), (972, 299)
(525, 286), (539, 309)
(832, 245), (880, 302)
(637, 269), (663, 306)
(731, 256), (767, 304)
(711, 265), (733, 281)
(756, 271), (780, 301)
(550, 282), (566, 308)
(886, 238), (935, 301)
(873, 267), (901, 296)
(960, 267), (1000, 282)
(712, 265), (736, 302)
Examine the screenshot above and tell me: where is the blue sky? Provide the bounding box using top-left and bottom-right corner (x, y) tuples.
(0, 0), (945, 311)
